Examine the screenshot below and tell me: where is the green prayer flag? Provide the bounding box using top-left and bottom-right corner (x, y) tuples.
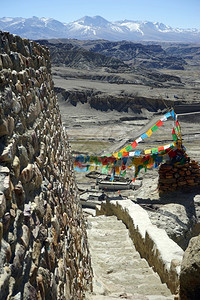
(102, 167), (108, 174)
(152, 148), (158, 154)
(120, 170), (126, 176)
(118, 152), (123, 158)
(125, 144), (133, 152)
(151, 125), (159, 132)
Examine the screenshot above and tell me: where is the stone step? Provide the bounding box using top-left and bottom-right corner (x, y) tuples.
(87, 216), (126, 228)
(91, 250), (141, 261)
(94, 265), (155, 277)
(86, 294), (173, 300)
(86, 215), (174, 300)
(129, 283), (173, 297)
(93, 258), (151, 271)
(88, 234), (133, 244)
(94, 273), (163, 288)
(92, 271), (173, 297)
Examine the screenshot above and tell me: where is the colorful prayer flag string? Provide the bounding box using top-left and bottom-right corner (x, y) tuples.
(112, 109), (175, 158)
(73, 109), (186, 181)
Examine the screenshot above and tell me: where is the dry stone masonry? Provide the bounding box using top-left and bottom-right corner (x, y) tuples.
(158, 159), (200, 194)
(0, 31), (92, 299)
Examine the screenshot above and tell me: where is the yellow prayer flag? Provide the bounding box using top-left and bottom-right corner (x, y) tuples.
(112, 152), (119, 158)
(146, 129), (153, 137)
(144, 149), (151, 154)
(113, 147), (127, 157)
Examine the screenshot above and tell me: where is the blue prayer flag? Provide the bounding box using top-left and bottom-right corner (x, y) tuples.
(164, 112), (171, 119)
(171, 109), (176, 120)
(141, 133), (148, 139)
(134, 150), (141, 156)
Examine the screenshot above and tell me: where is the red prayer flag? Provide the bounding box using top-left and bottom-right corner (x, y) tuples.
(122, 152), (129, 157)
(156, 120), (164, 127)
(131, 141), (138, 149)
(158, 146), (165, 152)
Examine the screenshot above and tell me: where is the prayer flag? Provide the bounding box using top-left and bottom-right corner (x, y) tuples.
(145, 149), (151, 154)
(114, 147), (126, 158)
(118, 152), (123, 158)
(102, 167), (108, 174)
(115, 167), (120, 175)
(136, 137), (143, 143)
(168, 150), (177, 158)
(160, 115), (167, 122)
(141, 133), (148, 139)
(152, 148), (159, 154)
(134, 150), (141, 156)
(131, 141), (138, 149)
(172, 127), (178, 141)
(112, 152), (118, 158)
(122, 152), (129, 157)
(129, 152), (135, 157)
(171, 109), (176, 120)
(120, 170), (126, 177)
(175, 120), (181, 133)
(164, 112), (171, 119)
(146, 129), (152, 137)
(158, 146), (165, 152)
(151, 124), (159, 132)
(164, 144), (171, 150)
(156, 120), (164, 127)
(125, 144), (134, 152)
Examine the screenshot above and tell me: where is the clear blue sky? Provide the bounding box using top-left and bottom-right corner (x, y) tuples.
(1, 0), (200, 29)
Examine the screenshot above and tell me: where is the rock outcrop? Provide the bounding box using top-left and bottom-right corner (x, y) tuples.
(36, 40), (130, 71)
(44, 39), (186, 70)
(55, 87), (175, 113)
(179, 235), (200, 299)
(0, 31), (92, 299)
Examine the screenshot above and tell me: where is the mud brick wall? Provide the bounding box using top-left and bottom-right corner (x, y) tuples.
(0, 31), (92, 299)
(158, 159), (200, 193)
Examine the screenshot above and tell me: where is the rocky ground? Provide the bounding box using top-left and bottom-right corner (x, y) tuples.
(51, 40), (200, 251)
(57, 95), (200, 251)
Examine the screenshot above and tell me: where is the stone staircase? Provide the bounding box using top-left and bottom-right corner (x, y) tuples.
(85, 214), (174, 300)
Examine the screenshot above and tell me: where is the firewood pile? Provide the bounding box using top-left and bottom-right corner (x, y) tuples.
(158, 159), (200, 193)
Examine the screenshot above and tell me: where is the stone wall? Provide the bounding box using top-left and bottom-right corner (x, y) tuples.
(0, 31), (92, 299)
(158, 159), (200, 194)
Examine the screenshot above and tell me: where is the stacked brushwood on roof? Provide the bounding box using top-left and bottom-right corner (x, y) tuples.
(158, 159), (200, 193)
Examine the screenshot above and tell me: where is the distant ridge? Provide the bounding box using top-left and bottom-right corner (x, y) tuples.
(0, 15), (200, 42)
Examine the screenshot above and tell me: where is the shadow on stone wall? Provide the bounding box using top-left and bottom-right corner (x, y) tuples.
(0, 31), (92, 299)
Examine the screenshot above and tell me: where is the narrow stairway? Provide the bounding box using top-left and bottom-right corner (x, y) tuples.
(85, 214), (174, 300)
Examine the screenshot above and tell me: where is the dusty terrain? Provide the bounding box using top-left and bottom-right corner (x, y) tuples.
(49, 39), (200, 250)
(54, 63), (200, 159)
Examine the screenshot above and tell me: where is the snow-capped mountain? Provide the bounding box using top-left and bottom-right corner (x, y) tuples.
(0, 16), (199, 42)
(0, 16), (68, 40)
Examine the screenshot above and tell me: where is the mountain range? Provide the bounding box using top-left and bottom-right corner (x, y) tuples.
(0, 16), (200, 42)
